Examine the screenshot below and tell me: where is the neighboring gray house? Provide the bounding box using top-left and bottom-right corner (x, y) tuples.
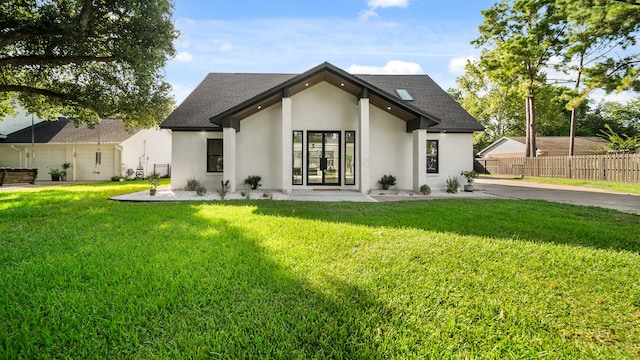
(478, 136), (609, 158)
(0, 117), (171, 181)
(161, 62), (483, 193)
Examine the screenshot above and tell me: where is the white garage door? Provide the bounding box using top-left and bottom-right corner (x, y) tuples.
(76, 148), (115, 181)
(33, 148), (66, 181)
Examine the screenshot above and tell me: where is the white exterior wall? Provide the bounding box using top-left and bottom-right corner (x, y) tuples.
(0, 145), (22, 168)
(236, 105), (283, 190)
(425, 132), (474, 190)
(120, 128), (172, 178)
(171, 131), (222, 190)
(291, 82), (359, 131)
(369, 107), (413, 190)
(481, 138), (525, 157)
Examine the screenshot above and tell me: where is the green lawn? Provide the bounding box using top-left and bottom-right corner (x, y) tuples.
(1, 182), (640, 359)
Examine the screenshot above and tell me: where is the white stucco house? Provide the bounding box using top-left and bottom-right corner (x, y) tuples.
(161, 62), (484, 193)
(0, 116), (171, 181)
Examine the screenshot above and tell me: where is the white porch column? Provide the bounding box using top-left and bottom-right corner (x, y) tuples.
(413, 129), (427, 192)
(223, 127), (237, 192)
(281, 97), (292, 193)
(359, 97), (370, 194)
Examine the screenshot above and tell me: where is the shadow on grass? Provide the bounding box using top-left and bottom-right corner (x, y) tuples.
(1, 200), (395, 358)
(250, 198), (640, 254)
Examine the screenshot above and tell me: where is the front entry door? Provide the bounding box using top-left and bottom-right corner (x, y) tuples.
(307, 131), (341, 185)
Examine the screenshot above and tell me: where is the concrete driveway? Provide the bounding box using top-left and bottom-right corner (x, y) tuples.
(474, 177), (640, 215)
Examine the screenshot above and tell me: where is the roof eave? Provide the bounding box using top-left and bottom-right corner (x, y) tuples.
(209, 62), (442, 128)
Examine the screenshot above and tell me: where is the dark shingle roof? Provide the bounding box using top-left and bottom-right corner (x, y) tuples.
(162, 73), (296, 130)
(358, 74), (483, 132)
(1, 118), (138, 144)
(161, 63), (483, 132)
(508, 136), (608, 153)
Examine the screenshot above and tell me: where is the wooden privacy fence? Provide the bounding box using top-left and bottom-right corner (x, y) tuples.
(475, 153), (640, 183)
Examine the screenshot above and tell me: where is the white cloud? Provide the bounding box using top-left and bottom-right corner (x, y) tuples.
(360, 0), (410, 21)
(347, 60), (424, 74)
(448, 56), (476, 75)
(174, 51), (193, 62)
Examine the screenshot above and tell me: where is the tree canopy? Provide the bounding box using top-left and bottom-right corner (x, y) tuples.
(0, 0), (178, 128)
(467, 0), (640, 156)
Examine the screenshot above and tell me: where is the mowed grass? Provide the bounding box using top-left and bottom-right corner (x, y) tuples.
(1, 182), (639, 359)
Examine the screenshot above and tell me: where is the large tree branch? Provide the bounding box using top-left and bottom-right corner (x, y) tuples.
(0, 55), (120, 67)
(0, 84), (102, 117)
(1, 0), (95, 48)
(0, 84), (70, 99)
(78, 0), (94, 32)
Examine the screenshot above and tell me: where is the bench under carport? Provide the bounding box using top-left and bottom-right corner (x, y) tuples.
(0, 168), (38, 186)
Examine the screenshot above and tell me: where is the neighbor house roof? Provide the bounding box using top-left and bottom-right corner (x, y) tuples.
(161, 62), (483, 133)
(478, 136), (608, 157)
(0, 118), (138, 144)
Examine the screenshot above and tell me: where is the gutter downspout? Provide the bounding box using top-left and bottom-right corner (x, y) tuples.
(115, 145), (123, 177)
(10, 145), (24, 168)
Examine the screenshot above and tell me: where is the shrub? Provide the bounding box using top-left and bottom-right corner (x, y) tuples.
(196, 184), (207, 196)
(186, 178), (202, 191)
(446, 177), (459, 193)
(217, 180), (231, 199)
(419, 184), (431, 195)
(243, 175), (262, 189)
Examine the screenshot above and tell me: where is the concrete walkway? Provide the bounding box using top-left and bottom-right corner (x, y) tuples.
(474, 177), (640, 215)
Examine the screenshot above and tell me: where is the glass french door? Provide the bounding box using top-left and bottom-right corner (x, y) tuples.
(307, 131), (341, 185)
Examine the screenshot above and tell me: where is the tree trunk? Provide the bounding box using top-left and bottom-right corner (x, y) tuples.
(525, 93), (537, 158)
(569, 108), (576, 156)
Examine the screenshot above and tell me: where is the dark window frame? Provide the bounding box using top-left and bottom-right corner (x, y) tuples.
(344, 131), (356, 185)
(427, 140), (439, 174)
(207, 138), (223, 173)
(292, 130), (304, 185)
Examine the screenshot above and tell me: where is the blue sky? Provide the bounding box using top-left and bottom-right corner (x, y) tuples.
(166, 0), (494, 104)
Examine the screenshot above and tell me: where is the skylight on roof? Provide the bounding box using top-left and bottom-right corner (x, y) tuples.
(396, 89), (414, 101)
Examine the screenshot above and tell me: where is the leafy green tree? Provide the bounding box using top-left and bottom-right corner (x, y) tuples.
(580, 99), (640, 137)
(0, 0), (178, 127)
(599, 124), (640, 152)
(554, 0), (640, 154)
(452, 60), (524, 153)
(453, 61), (582, 153)
(473, 0), (567, 157)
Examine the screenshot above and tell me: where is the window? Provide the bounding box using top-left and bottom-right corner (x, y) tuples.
(292, 131), (303, 185)
(344, 131), (355, 185)
(426, 140), (438, 173)
(207, 139), (223, 172)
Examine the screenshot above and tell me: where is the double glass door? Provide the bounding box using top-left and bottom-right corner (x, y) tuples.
(307, 131), (340, 185)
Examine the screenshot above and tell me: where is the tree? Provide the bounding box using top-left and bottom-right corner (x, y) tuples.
(452, 60), (524, 153)
(0, 0), (178, 128)
(554, 0), (640, 155)
(473, 0), (567, 157)
(581, 99), (640, 137)
(599, 124), (640, 152)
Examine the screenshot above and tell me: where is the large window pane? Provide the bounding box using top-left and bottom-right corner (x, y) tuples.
(427, 140), (438, 173)
(345, 131), (355, 185)
(207, 139), (223, 172)
(293, 131), (303, 185)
